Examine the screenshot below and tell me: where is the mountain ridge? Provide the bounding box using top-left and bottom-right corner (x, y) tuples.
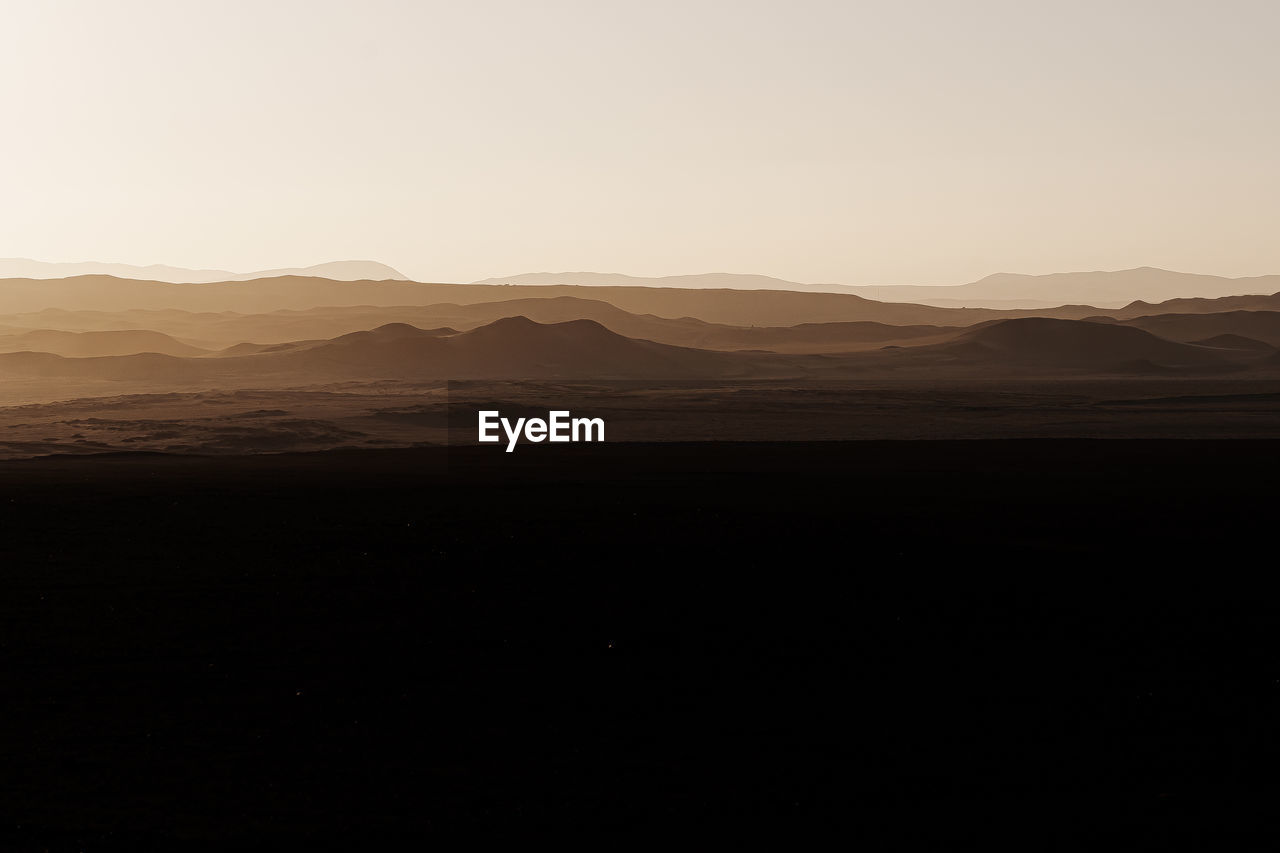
(0, 259), (407, 283)
(478, 267), (1280, 309)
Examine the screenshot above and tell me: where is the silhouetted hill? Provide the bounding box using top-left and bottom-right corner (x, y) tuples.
(215, 324), (459, 357)
(0, 329), (209, 358)
(477, 287), (1094, 327)
(327, 322), (456, 345)
(7, 268), (1277, 325)
(446, 316), (729, 377)
(411, 297), (680, 337)
(337, 297), (958, 352)
(0, 350), (203, 381)
(252, 317), (748, 379)
(0, 275), (1102, 326)
(703, 320), (957, 351)
(4, 313), (1269, 385)
(1189, 334), (1275, 352)
(0, 299), (962, 352)
(0, 316), (749, 381)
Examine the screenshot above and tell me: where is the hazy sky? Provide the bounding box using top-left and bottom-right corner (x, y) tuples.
(3, 0), (1278, 285)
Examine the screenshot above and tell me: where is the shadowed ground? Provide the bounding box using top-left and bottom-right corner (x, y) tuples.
(0, 440), (1276, 844)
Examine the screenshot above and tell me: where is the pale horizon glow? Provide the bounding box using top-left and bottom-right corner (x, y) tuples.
(2, 0), (1278, 286)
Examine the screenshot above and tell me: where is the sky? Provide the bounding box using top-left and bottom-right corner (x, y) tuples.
(2, 0), (1278, 285)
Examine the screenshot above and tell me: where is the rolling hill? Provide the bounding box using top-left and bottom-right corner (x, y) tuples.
(939, 318), (1233, 371)
(0, 317), (787, 382)
(3, 313), (1278, 387)
(0, 300), (955, 351)
(260, 317), (746, 379)
(0, 329), (209, 358)
(0, 274), (1102, 326)
(1111, 311), (1280, 347)
(1111, 292), (1280, 319)
(1189, 334), (1274, 352)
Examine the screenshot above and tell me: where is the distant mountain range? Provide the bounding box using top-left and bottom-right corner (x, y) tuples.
(863, 268), (1280, 309)
(0, 317), (756, 382)
(2, 314), (1273, 384)
(477, 268), (1280, 309)
(6, 262), (1278, 308)
(7, 296), (1280, 360)
(0, 274), (1042, 322)
(0, 258), (407, 283)
(4, 274), (1280, 331)
(474, 272), (853, 294)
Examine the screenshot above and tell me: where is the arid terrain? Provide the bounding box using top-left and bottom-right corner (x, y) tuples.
(3, 268), (1280, 843)
(9, 0), (1277, 842)
(2, 269), (1280, 457)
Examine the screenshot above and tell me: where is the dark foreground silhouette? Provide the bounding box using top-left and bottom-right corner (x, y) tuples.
(0, 441), (1275, 845)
